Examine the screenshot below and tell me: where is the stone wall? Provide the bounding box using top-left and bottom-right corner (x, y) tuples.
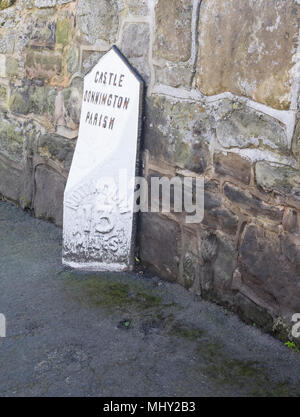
(0, 0), (299, 339)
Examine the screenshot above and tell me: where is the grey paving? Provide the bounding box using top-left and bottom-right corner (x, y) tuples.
(1, 201), (300, 397)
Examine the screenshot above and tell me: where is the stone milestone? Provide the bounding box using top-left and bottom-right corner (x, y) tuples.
(63, 46), (143, 271)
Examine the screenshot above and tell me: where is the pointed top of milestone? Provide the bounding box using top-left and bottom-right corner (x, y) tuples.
(84, 45), (144, 87)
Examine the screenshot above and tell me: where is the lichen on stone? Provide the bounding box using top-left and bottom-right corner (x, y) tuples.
(0, 0), (16, 11)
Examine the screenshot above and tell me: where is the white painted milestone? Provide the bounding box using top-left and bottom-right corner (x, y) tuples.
(63, 46), (143, 271)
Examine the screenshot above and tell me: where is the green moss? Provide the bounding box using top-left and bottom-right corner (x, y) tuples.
(175, 140), (190, 167)
(47, 89), (56, 116)
(169, 321), (203, 341)
(6, 57), (18, 77)
(194, 339), (300, 397)
(272, 317), (291, 343)
(56, 19), (71, 46)
(0, 123), (23, 145)
(167, 320), (300, 396)
(9, 92), (29, 114)
(25, 50), (62, 79)
(183, 277), (194, 290)
(28, 86), (57, 115)
(0, 85), (6, 102)
(62, 88), (72, 106)
(25, 50), (34, 69)
(19, 196), (31, 208)
(41, 53), (62, 71)
(0, 0), (16, 10)
(285, 341), (299, 352)
(66, 46), (79, 74)
(38, 133), (74, 162)
(62, 272), (163, 312)
(0, 122), (24, 159)
(29, 87), (47, 114)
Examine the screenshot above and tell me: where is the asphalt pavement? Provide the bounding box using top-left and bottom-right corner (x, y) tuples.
(1, 201), (300, 397)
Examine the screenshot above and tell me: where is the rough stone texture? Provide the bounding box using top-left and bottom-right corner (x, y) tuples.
(282, 208), (298, 234)
(28, 13), (55, 49)
(61, 86), (82, 129)
(0, 155), (26, 202)
(35, 0), (56, 7)
(0, 84), (8, 104)
(33, 164), (66, 226)
(122, 23), (149, 58)
(82, 51), (104, 75)
(127, 0), (148, 16)
(202, 201), (239, 236)
(153, 0), (193, 88)
(25, 49), (62, 81)
(121, 23), (150, 83)
(139, 213), (181, 282)
(155, 62), (192, 89)
(9, 83), (57, 116)
(0, 117), (25, 161)
(144, 96), (212, 172)
(154, 0), (193, 63)
(6, 56), (18, 76)
(213, 100), (287, 152)
(0, 0), (299, 339)
(0, 0), (16, 10)
(56, 18), (72, 46)
(224, 182), (283, 222)
(38, 133), (74, 172)
(292, 119), (300, 166)
(281, 233), (300, 271)
(200, 179), (239, 235)
(0, 53), (6, 77)
(234, 292), (273, 331)
(66, 45), (79, 74)
(35, 0), (73, 7)
(181, 226), (201, 291)
(0, 115), (35, 206)
(210, 233), (237, 297)
(240, 225), (300, 315)
(214, 153), (251, 185)
(0, 32), (15, 54)
(255, 161), (300, 200)
(199, 230), (237, 303)
(9, 86), (30, 115)
(77, 0), (119, 44)
(196, 0), (300, 110)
